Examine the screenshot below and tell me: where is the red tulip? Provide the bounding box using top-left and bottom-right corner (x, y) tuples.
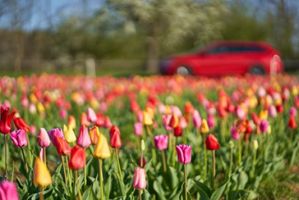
(173, 126), (183, 137)
(109, 125), (122, 148)
(69, 145), (86, 170)
(13, 117), (30, 132)
(288, 116), (297, 129)
(205, 134), (220, 150)
(0, 105), (15, 134)
(54, 137), (71, 156)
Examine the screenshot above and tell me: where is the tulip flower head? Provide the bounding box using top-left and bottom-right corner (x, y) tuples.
(89, 126), (101, 145)
(192, 110), (201, 128)
(10, 129), (28, 147)
(37, 128), (51, 148)
(63, 125), (76, 144)
(33, 157), (52, 188)
(109, 125), (122, 148)
(288, 116), (297, 129)
(77, 125), (91, 148)
(53, 136), (71, 156)
(93, 133), (111, 159)
(154, 135), (168, 151)
(134, 122), (143, 136)
(13, 117), (30, 132)
(69, 145), (86, 170)
(133, 167), (147, 190)
(205, 134), (220, 151)
(173, 126), (183, 137)
(87, 107), (97, 123)
(176, 144), (192, 164)
(0, 180), (19, 200)
(0, 105), (15, 134)
(230, 127), (240, 140)
(259, 120), (270, 133)
(200, 119), (209, 134)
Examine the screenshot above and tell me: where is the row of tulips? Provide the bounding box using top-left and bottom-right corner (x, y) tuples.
(0, 75), (298, 199)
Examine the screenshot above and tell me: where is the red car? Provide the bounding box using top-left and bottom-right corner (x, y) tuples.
(160, 41), (283, 76)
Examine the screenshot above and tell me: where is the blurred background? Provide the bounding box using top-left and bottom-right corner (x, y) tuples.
(0, 0), (298, 76)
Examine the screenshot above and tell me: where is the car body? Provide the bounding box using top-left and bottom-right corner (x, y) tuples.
(160, 41), (283, 76)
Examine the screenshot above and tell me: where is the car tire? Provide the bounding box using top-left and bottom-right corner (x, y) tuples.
(249, 65), (265, 75)
(176, 65), (192, 75)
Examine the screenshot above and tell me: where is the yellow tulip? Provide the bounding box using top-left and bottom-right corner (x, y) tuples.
(89, 126), (101, 145)
(200, 119), (209, 134)
(143, 111), (153, 126)
(93, 133), (111, 159)
(63, 125), (77, 143)
(37, 102), (45, 114)
(33, 157), (52, 188)
(259, 110), (268, 120)
(68, 115), (76, 130)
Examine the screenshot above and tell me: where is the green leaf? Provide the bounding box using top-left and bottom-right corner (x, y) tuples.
(210, 182), (227, 200)
(153, 180), (167, 200)
(193, 180), (210, 200)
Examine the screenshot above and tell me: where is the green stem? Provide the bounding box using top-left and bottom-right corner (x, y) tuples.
(161, 150), (167, 173)
(138, 189), (142, 200)
(4, 134), (8, 177)
(203, 135), (207, 181)
(116, 149), (123, 179)
(21, 148), (29, 173)
(228, 147), (233, 179)
(61, 156), (68, 187)
(39, 187), (44, 200)
(84, 166), (87, 187)
(99, 159), (105, 200)
(212, 151), (216, 189)
(251, 149), (257, 177)
(238, 139), (242, 166)
(75, 171), (82, 200)
(184, 164), (188, 200)
(43, 147), (47, 165)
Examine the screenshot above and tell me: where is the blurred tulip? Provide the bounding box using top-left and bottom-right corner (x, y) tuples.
(33, 157), (52, 188)
(253, 140), (259, 150)
(87, 107), (97, 123)
(176, 144), (192, 164)
(80, 113), (90, 126)
(133, 167), (147, 190)
(207, 114), (216, 129)
(162, 115), (172, 131)
(231, 127), (240, 140)
(48, 128), (64, 142)
(93, 133), (111, 159)
(288, 116), (297, 129)
(169, 114), (179, 128)
(268, 105), (277, 118)
(154, 135), (168, 151)
(10, 129), (27, 147)
(109, 125), (122, 148)
(68, 115), (76, 129)
(143, 111), (153, 126)
(134, 122), (143, 136)
(173, 126), (183, 137)
(138, 156), (147, 168)
(37, 128), (51, 148)
(63, 125), (76, 144)
(89, 126), (100, 145)
(77, 125), (91, 148)
(0, 180), (19, 200)
(13, 117), (30, 132)
(289, 107), (297, 117)
(205, 134), (220, 150)
(53, 137), (71, 156)
(192, 110), (201, 128)
(259, 120), (269, 133)
(69, 145), (86, 170)
(0, 105), (15, 134)
(200, 119), (209, 134)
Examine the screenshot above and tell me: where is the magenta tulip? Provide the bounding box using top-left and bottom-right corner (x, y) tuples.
(0, 180), (19, 200)
(154, 135), (168, 151)
(259, 120), (269, 133)
(10, 129), (27, 147)
(230, 127), (240, 140)
(176, 144), (192, 164)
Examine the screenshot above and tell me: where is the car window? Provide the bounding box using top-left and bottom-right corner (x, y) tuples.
(207, 44), (265, 54)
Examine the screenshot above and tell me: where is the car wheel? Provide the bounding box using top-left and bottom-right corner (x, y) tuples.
(249, 66), (265, 75)
(176, 66), (191, 75)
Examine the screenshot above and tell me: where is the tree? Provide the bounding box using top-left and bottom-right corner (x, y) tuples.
(105, 0), (226, 73)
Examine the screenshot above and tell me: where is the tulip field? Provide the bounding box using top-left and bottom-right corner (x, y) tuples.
(1, 74), (299, 200)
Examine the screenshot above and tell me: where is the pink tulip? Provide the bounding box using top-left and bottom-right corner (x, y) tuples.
(162, 115), (172, 131)
(10, 129), (27, 147)
(179, 117), (188, 129)
(259, 120), (269, 133)
(134, 122), (143, 136)
(176, 144), (192, 164)
(77, 125), (91, 148)
(207, 114), (216, 129)
(192, 110), (201, 128)
(87, 107), (97, 123)
(0, 180), (19, 200)
(154, 135), (168, 151)
(289, 107), (297, 117)
(236, 106), (246, 120)
(230, 127), (240, 140)
(37, 128), (51, 148)
(268, 105), (277, 118)
(59, 109), (67, 119)
(133, 167), (147, 190)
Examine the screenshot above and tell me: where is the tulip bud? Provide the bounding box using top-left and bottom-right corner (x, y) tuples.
(0, 105), (15, 134)
(87, 107), (97, 123)
(133, 167), (147, 190)
(109, 125), (122, 148)
(37, 128), (51, 148)
(176, 144), (192, 164)
(259, 120), (269, 133)
(10, 129), (27, 147)
(154, 135), (168, 151)
(173, 126), (183, 137)
(169, 114), (179, 128)
(288, 116), (297, 129)
(68, 115), (76, 129)
(13, 117), (30, 132)
(143, 111), (153, 126)
(192, 110), (201, 128)
(138, 156), (147, 168)
(93, 133), (111, 159)
(89, 126), (101, 145)
(33, 157), (52, 188)
(69, 145), (86, 170)
(200, 119), (209, 134)
(54, 137), (71, 156)
(162, 115), (172, 131)
(0, 180), (19, 200)
(207, 114), (216, 129)
(63, 125), (76, 144)
(230, 127), (240, 140)
(289, 107), (297, 117)
(134, 122), (143, 136)
(77, 125), (91, 148)
(253, 140), (258, 150)
(205, 134), (220, 150)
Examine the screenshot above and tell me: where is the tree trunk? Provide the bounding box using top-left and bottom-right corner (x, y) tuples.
(145, 36), (159, 74)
